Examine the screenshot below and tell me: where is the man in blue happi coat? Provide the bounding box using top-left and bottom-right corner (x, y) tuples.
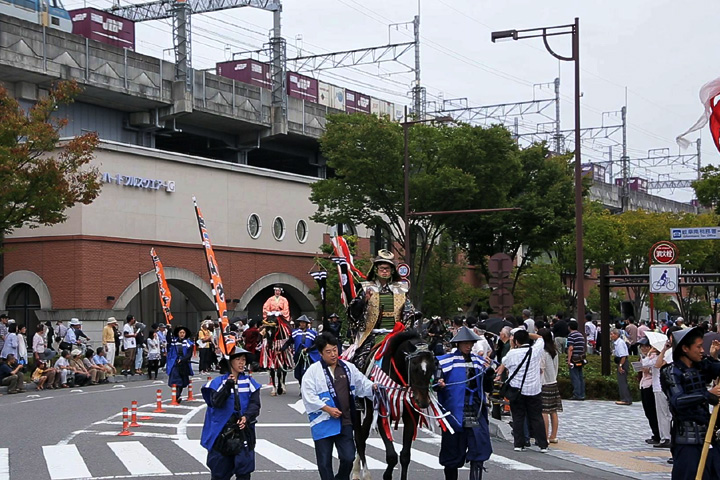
(436, 326), (494, 480)
(282, 315), (320, 384)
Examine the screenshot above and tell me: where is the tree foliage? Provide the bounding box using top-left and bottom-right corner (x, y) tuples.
(513, 262), (567, 317)
(310, 113), (576, 309)
(0, 81), (100, 237)
(693, 165), (720, 214)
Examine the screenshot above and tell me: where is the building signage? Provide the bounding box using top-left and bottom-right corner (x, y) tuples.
(102, 172), (175, 193)
(671, 227), (720, 240)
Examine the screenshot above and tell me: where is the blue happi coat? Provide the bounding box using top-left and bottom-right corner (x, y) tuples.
(167, 337), (194, 388)
(436, 350), (492, 462)
(201, 374), (262, 450)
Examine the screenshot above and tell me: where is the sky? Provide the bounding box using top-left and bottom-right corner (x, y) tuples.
(61, 0), (720, 202)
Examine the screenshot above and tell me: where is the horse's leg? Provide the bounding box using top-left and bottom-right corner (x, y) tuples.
(379, 417), (398, 480)
(360, 398), (375, 480)
(399, 410), (415, 480)
(352, 402), (369, 480)
(269, 368), (277, 396)
(278, 368), (286, 395)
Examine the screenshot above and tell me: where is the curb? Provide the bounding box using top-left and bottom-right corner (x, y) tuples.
(488, 416), (513, 442)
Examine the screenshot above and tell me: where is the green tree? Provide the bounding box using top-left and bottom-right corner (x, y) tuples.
(311, 113), (522, 309)
(0, 81), (100, 238)
(693, 165), (720, 214)
(513, 262), (567, 317)
(422, 237), (484, 318)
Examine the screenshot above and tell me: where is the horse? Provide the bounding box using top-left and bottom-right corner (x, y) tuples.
(352, 330), (435, 480)
(259, 312), (293, 396)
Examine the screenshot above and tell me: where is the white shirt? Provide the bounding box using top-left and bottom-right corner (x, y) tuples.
(540, 350), (559, 385)
(502, 338), (545, 396)
(585, 322), (597, 341)
(613, 337), (629, 357)
(122, 324), (136, 349)
(471, 337), (492, 356)
(524, 318), (536, 334)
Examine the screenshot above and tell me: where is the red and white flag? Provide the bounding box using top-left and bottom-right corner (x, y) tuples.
(676, 76), (720, 153)
(150, 248), (173, 325)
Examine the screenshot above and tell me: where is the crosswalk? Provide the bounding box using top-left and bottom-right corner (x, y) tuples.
(28, 435), (568, 479)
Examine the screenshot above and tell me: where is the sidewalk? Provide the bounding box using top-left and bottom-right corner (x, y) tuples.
(490, 399), (672, 479)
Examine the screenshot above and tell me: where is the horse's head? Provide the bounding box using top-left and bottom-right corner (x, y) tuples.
(402, 339), (435, 409)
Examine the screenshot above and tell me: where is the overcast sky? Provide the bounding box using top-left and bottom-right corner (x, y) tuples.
(64, 0), (720, 202)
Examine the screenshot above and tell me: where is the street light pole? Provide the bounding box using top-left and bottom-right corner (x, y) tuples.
(403, 110), (411, 269)
(492, 18), (585, 326)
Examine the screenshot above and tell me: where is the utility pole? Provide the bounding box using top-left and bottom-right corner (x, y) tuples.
(172, 0), (192, 91)
(270, 2), (287, 135)
(411, 15), (425, 119)
(621, 106), (629, 212)
(607, 145), (613, 183)
(554, 77), (562, 154)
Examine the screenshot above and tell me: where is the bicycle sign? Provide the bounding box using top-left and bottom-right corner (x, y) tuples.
(649, 264), (681, 293)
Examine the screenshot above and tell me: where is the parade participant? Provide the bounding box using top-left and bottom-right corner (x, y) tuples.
(347, 249), (413, 365)
(661, 326), (720, 479)
(323, 313), (342, 347)
(436, 326), (494, 480)
(301, 332), (376, 480)
(167, 326), (194, 402)
(282, 315), (319, 385)
(198, 320), (216, 374)
(201, 346), (261, 480)
(262, 285), (290, 322)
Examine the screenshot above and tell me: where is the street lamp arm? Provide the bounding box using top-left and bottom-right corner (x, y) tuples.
(542, 30), (574, 62)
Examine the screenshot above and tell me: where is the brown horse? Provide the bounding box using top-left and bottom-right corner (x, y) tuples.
(352, 330), (435, 480)
(259, 312), (293, 395)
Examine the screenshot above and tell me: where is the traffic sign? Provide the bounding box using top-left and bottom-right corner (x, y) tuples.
(650, 241), (677, 265)
(671, 228), (720, 240)
(397, 263), (410, 278)
(649, 264), (680, 293)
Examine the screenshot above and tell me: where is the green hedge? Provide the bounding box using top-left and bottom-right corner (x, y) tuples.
(556, 353), (641, 402)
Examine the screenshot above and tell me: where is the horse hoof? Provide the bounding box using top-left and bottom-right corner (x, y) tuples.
(270, 388), (277, 396)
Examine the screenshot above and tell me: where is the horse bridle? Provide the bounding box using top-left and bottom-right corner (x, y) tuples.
(392, 341), (432, 391)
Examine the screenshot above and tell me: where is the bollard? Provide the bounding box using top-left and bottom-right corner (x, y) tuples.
(207, 376), (211, 383)
(118, 407), (133, 436)
(170, 384), (180, 406)
(130, 400), (141, 427)
(153, 389), (166, 413)
(187, 382), (195, 402)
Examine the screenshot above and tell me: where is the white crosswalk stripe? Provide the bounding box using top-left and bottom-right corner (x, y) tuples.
(173, 439), (210, 470)
(108, 441), (172, 476)
(366, 438), (443, 470)
(254, 439), (317, 470)
(42, 445), (92, 480)
(0, 449), (9, 480)
(296, 438), (387, 470)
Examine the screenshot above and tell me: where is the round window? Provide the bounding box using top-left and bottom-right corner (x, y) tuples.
(296, 219), (308, 243)
(273, 216), (286, 241)
(247, 213), (262, 239)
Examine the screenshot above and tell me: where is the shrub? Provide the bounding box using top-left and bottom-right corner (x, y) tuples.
(556, 353), (641, 402)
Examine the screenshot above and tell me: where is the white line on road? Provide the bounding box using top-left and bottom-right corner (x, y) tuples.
(488, 454), (542, 471)
(255, 439), (317, 470)
(173, 439), (210, 470)
(108, 441), (172, 476)
(96, 431), (181, 439)
(297, 438), (387, 470)
(288, 399), (306, 414)
(365, 438), (444, 470)
(43, 444), (92, 479)
(0, 448), (8, 480)
(99, 421), (181, 428)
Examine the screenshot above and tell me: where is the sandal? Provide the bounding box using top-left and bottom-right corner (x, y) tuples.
(549, 438), (559, 444)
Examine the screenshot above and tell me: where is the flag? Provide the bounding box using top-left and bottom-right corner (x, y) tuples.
(332, 236), (366, 280)
(676, 76), (720, 153)
(330, 256), (357, 306)
(150, 248), (173, 325)
(310, 270), (328, 324)
(193, 196), (235, 357)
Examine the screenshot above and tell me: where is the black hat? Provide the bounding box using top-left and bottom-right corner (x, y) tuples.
(637, 337), (650, 346)
(228, 346), (251, 360)
(173, 325), (192, 338)
(297, 315), (311, 324)
(672, 326), (704, 363)
(450, 326), (482, 343)
(329, 313), (339, 319)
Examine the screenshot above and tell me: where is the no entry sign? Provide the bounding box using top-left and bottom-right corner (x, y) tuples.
(650, 241), (678, 265)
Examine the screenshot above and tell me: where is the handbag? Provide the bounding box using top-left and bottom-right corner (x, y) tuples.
(499, 347), (532, 402)
(213, 384), (254, 456)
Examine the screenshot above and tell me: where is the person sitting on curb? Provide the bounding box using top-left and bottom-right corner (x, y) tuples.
(0, 353), (25, 393)
(32, 360), (57, 390)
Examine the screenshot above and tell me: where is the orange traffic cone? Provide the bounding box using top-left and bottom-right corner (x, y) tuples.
(129, 401), (141, 427)
(153, 389), (166, 413)
(187, 383), (196, 402)
(170, 384), (180, 406)
(118, 408), (133, 436)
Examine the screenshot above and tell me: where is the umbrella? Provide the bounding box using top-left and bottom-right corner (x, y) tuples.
(646, 331), (672, 362)
(479, 317), (514, 335)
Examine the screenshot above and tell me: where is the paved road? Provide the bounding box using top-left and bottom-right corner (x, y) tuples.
(0, 372), (634, 480)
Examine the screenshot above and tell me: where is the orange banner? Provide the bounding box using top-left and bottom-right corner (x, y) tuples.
(193, 197), (235, 357)
(150, 248), (174, 325)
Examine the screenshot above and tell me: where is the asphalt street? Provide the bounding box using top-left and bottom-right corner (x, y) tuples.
(0, 372), (635, 480)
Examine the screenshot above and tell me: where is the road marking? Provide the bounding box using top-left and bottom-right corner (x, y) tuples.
(108, 441), (171, 475)
(288, 399), (306, 414)
(100, 421), (180, 428)
(297, 438), (386, 470)
(0, 448), (8, 480)
(488, 454), (542, 471)
(173, 439), (209, 470)
(255, 439), (317, 470)
(96, 431), (181, 439)
(365, 438), (442, 470)
(43, 444), (92, 479)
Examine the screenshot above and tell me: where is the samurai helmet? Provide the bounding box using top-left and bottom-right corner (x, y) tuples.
(367, 249), (401, 282)
(450, 326), (482, 344)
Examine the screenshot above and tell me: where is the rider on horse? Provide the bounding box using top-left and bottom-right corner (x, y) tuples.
(260, 285), (293, 396)
(346, 249), (414, 368)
